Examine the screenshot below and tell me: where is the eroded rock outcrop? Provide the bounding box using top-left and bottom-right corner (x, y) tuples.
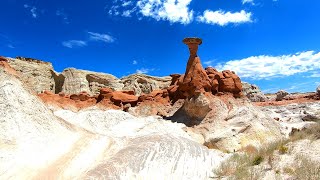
(177, 38), (212, 97)
(62, 68), (123, 95)
(8, 57), (57, 93)
(167, 38), (242, 102)
(0, 69), (227, 179)
(276, 90), (289, 101)
(242, 82), (268, 102)
(0, 56), (17, 76)
(120, 74), (171, 96)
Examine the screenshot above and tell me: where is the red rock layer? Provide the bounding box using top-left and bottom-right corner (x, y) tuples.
(0, 56), (18, 76)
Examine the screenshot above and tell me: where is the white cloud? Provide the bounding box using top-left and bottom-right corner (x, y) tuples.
(135, 68), (154, 74)
(242, 0), (254, 5)
(122, 9), (135, 17)
(88, 32), (115, 43)
(62, 40), (87, 48)
(203, 60), (215, 66)
(136, 68), (149, 74)
(24, 4), (38, 18)
(122, 1), (133, 7)
(137, 0), (194, 24)
(309, 72), (320, 78)
(216, 51), (320, 80)
(133, 60), (138, 65)
(108, 0), (193, 24)
(197, 10), (252, 26)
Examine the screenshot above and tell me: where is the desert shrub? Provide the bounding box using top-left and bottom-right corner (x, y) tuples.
(283, 167), (294, 175)
(252, 155), (263, 166)
(278, 145), (288, 154)
(213, 140), (290, 179)
(213, 153), (263, 180)
(290, 123), (320, 141)
(293, 155), (320, 180)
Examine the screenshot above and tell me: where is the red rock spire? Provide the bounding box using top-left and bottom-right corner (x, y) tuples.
(178, 37), (212, 97)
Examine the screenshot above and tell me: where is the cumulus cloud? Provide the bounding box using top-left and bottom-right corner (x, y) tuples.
(108, 0), (193, 24)
(62, 40), (87, 48)
(215, 51), (320, 79)
(88, 32), (115, 43)
(24, 4), (38, 18)
(197, 10), (252, 26)
(136, 0), (193, 24)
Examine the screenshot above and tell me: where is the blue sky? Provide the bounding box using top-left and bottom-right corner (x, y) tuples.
(0, 0), (320, 93)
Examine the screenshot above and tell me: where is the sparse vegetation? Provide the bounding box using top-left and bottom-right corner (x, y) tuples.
(213, 140), (290, 179)
(293, 155), (320, 180)
(252, 155), (263, 166)
(213, 153), (262, 180)
(278, 144), (288, 154)
(290, 123), (320, 141)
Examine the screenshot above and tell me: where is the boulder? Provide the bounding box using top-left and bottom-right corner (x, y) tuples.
(276, 90), (289, 101)
(242, 82), (268, 102)
(317, 85), (320, 95)
(220, 70), (242, 94)
(110, 91), (138, 106)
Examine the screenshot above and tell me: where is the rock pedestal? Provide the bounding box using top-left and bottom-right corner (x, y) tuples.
(178, 38), (211, 97)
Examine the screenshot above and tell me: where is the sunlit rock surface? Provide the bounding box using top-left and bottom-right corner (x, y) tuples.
(0, 70), (228, 179)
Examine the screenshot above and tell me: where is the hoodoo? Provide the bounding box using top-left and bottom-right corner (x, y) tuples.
(178, 37), (212, 97)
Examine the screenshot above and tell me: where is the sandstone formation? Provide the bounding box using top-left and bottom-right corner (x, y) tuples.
(120, 74), (171, 96)
(1, 36), (320, 180)
(276, 90), (289, 101)
(177, 38), (212, 97)
(61, 68), (123, 95)
(8, 57), (57, 93)
(0, 70), (227, 179)
(5, 57), (171, 96)
(0, 56), (17, 76)
(242, 82), (268, 102)
(169, 93), (282, 151)
(167, 38), (242, 103)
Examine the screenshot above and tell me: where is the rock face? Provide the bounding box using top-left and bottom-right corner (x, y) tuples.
(6, 57), (171, 96)
(61, 68), (123, 95)
(242, 82), (268, 102)
(317, 85), (320, 95)
(276, 90), (289, 101)
(206, 68), (242, 95)
(169, 93), (282, 151)
(8, 57), (57, 93)
(120, 74), (171, 96)
(0, 56), (17, 76)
